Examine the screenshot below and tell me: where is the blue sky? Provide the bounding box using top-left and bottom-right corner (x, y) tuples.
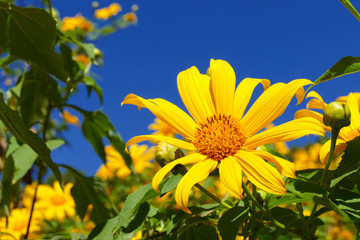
(53, 0), (360, 175)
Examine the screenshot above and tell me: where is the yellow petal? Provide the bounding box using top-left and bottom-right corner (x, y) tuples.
(246, 150), (295, 178)
(241, 79), (312, 137)
(347, 93), (360, 130)
(208, 59), (236, 114)
(177, 66), (215, 123)
(235, 151), (286, 195)
(175, 159), (218, 213)
(122, 94), (197, 139)
(306, 91), (327, 109)
(245, 117), (324, 150)
(126, 135), (197, 151)
(152, 153), (206, 192)
(232, 78), (270, 119)
(319, 139), (347, 164)
(219, 156), (243, 199)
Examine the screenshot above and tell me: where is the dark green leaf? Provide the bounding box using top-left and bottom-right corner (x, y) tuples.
(160, 175), (182, 196)
(60, 164), (113, 224)
(270, 207), (302, 229)
(218, 205), (249, 240)
(81, 117), (106, 162)
(311, 56), (360, 88)
(0, 92), (63, 187)
(60, 43), (79, 81)
(0, 155), (14, 216)
(313, 196), (350, 221)
(268, 192), (316, 209)
(116, 183), (159, 230)
(82, 76), (103, 104)
(88, 215), (118, 240)
(286, 179), (325, 196)
(330, 136), (360, 188)
(178, 224), (219, 240)
(42, 232), (87, 240)
(0, 3), (68, 81)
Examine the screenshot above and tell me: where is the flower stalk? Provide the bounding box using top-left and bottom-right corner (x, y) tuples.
(339, 0), (360, 23)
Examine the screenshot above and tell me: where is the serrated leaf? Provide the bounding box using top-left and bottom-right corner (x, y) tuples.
(0, 155), (14, 216)
(218, 205), (249, 240)
(330, 136), (360, 188)
(60, 164), (113, 224)
(0, 92), (63, 187)
(0, 3), (68, 81)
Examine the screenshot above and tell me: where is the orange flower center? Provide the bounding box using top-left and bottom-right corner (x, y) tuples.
(51, 195), (66, 206)
(192, 114), (246, 161)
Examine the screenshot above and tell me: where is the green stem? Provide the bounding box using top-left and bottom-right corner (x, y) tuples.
(339, 0), (360, 22)
(241, 181), (286, 229)
(307, 127), (340, 224)
(47, 0), (53, 17)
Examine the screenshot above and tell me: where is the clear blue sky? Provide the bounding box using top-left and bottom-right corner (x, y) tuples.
(53, 0), (360, 175)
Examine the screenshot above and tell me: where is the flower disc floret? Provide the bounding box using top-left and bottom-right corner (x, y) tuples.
(192, 114), (246, 161)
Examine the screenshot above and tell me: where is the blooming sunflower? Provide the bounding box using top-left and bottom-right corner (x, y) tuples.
(122, 59), (324, 213)
(295, 91), (360, 164)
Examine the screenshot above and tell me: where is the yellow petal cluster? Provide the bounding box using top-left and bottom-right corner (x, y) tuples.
(61, 14), (93, 32)
(95, 3), (122, 20)
(63, 110), (80, 125)
(122, 59), (324, 213)
(148, 118), (177, 137)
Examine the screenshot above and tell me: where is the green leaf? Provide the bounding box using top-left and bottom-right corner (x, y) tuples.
(178, 224), (219, 240)
(82, 76), (103, 104)
(0, 3), (68, 81)
(0, 92), (63, 187)
(60, 164), (113, 224)
(160, 175), (182, 196)
(270, 207), (302, 229)
(218, 205), (249, 240)
(42, 232), (87, 240)
(268, 192), (316, 209)
(60, 43), (79, 82)
(286, 179), (325, 196)
(116, 183), (159, 230)
(330, 136), (360, 188)
(88, 216), (118, 240)
(0, 155), (14, 216)
(313, 196), (351, 221)
(76, 108), (132, 170)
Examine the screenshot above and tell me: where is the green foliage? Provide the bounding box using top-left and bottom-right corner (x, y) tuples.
(0, 155), (14, 216)
(218, 204), (249, 240)
(0, 2), (68, 81)
(0, 92), (63, 187)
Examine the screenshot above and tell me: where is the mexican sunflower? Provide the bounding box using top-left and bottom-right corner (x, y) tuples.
(295, 91), (360, 164)
(122, 59), (324, 213)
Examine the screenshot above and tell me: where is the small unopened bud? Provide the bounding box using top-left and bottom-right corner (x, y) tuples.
(92, 1), (99, 8)
(323, 102), (351, 129)
(155, 142), (177, 167)
(131, 4), (139, 12)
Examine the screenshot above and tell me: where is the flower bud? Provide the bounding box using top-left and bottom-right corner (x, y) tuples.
(92, 1), (99, 8)
(323, 101), (351, 129)
(155, 142), (177, 167)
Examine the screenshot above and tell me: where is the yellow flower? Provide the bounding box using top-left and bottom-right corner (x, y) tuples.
(62, 15), (93, 32)
(74, 54), (91, 65)
(97, 144), (155, 180)
(122, 59), (324, 213)
(123, 12), (137, 23)
(63, 110), (80, 125)
(337, 92), (360, 110)
(266, 123), (290, 155)
(296, 91), (360, 164)
(95, 3), (122, 20)
(148, 118), (177, 137)
(36, 182), (76, 222)
(293, 143), (326, 171)
(0, 208), (41, 240)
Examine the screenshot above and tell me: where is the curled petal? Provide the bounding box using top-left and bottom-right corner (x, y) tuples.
(175, 159), (218, 213)
(208, 59), (236, 114)
(245, 117), (324, 150)
(219, 156), (243, 198)
(319, 139), (347, 164)
(126, 135), (196, 151)
(246, 150), (295, 178)
(152, 153), (206, 192)
(177, 67), (215, 123)
(235, 151), (286, 195)
(233, 78), (270, 119)
(122, 94), (197, 139)
(306, 91), (327, 110)
(241, 79), (313, 137)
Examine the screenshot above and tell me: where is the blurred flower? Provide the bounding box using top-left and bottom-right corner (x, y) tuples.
(337, 93), (360, 110)
(148, 118), (177, 137)
(36, 182), (76, 222)
(97, 144), (155, 180)
(61, 14), (93, 32)
(131, 4), (139, 12)
(123, 12), (137, 23)
(95, 3), (122, 20)
(0, 208), (42, 240)
(296, 91), (360, 164)
(74, 54), (91, 65)
(329, 226), (354, 240)
(63, 110), (80, 125)
(122, 59), (324, 213)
